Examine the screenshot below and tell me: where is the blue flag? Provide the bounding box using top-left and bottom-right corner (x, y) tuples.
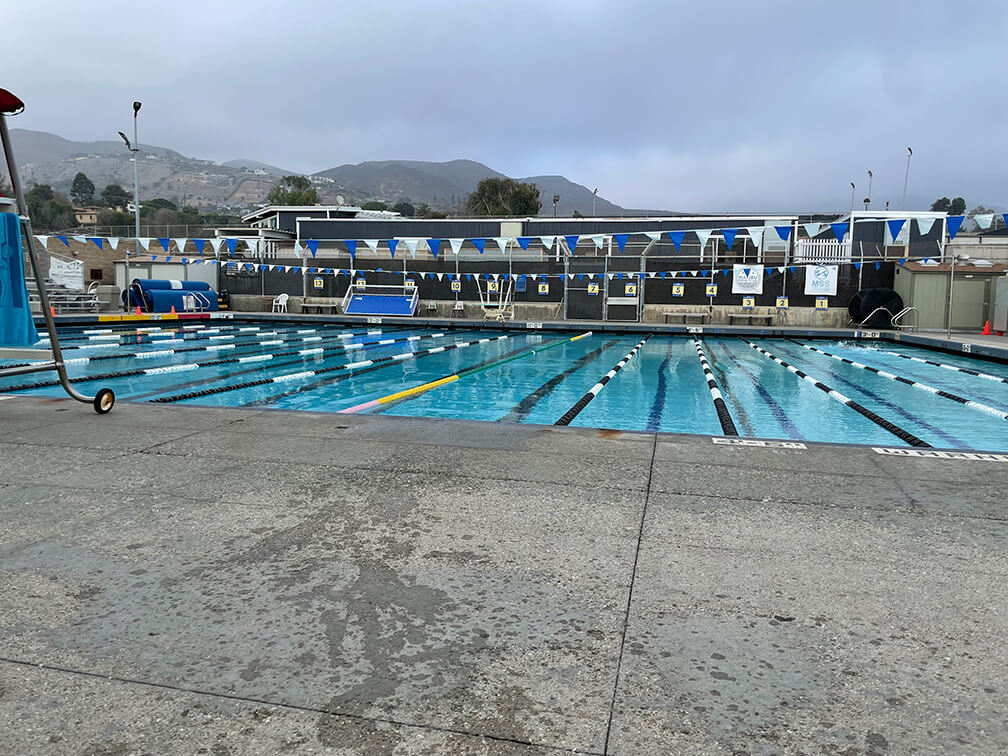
(946, 215), (964, 239)
(614, 233), (629, 252)
(471, 238), (485, 254)
(427, 238), (440, 259)
(193, 239), (206, 254)
(565, 235), (579, 252)
(775, 226), (791, 241)
(345, 239), (357, 258)
(88, 237), (103, 249)
(306, 240), (319, 257)
(668, 230), (685, 251)
(56, 235), (69, 246)
(517, 237), (531, 250)
(830, 222), (848, 242)
(854, 262), (862, 271)
(158, 238), (171, 252)
(226, 238), (238, 256)
(886, 219), (905, 241)
(875, 261), (880, 271)
(721, 229), (738, 249)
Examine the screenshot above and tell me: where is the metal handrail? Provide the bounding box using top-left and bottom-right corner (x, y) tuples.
(855, 306), (894, 327)
(891, 306), (919, 333)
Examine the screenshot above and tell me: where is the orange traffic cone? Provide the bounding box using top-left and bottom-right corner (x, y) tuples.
(982, 320), (991, 335)
(136, 305), (142, 316)
(50, 305), (55, 317)
(170, 305), (176, 314)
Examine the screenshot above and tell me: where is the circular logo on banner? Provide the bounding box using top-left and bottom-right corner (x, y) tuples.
(812, 266), (831, 282)
(734, 268), (760, 288)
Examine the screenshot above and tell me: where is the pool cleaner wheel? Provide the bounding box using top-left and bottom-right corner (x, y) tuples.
(93, 387), (115, 414)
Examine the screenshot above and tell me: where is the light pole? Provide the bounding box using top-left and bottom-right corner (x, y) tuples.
(117, 100), (141, 238)
(553, 194), (559, 218)
(593, 187), (598, 216)
(849, 182), (855, 214)
(901, 147), (912, 210)
(863, 169), (872, 210)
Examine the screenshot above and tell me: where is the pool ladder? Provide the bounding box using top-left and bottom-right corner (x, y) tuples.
(891, 307), (919, 333)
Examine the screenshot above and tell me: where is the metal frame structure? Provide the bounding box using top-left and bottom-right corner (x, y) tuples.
(0, 88), (115, 413)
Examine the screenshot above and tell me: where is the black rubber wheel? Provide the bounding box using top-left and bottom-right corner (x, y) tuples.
(93, 388), (115, 414)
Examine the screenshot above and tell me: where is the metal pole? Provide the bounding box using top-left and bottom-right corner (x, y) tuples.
(902, 147), (912, 210)
(946, 252), (955, 340)
(132, 107), (140, 239)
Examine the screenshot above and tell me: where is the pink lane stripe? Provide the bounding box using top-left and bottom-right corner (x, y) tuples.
(338, 399), (380, 414)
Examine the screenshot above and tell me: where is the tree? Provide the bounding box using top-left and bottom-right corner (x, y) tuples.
(70, 172), (95, 206)
(362, 201), (387, 211)
(930, 196), (966, 215)
(146, 198), (178, 211)
(416, 203), (447, 219)
(24, 184), (75, 231)
(572, 210), (584, 218)
(392, 201), (415, 217)
(464, 178), (541, 216)
(97, 209), (135, 227)
(266, 175), (318, 205)
(100, 183), (131, 209)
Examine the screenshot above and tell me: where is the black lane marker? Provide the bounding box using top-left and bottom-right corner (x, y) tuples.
(0, 332), (438, 394)
(741, 338), (931, 447)
(554, 338), (649, 426)
(499, 339), (621, 422)
(152, 335), (509, 404)
(693, 337), (739, 436)
(790, 340), (1008, 422)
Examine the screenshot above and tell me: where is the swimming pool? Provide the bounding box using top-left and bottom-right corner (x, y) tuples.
(2, 321), (1007, 451)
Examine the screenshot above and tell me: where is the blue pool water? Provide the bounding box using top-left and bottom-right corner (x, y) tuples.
(3, 321), (1007, 451)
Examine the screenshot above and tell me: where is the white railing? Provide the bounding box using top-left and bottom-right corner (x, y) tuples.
(793, 239), (852, 264)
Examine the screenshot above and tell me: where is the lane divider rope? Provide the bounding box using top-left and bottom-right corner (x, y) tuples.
(693, 337), (739, 436)
(339, 332), (592, 414)
(792, 340), (1008, 422)
(555, 337), (648, 426)
(740, 338), (931, 447)
(879, 349), (1008, 385)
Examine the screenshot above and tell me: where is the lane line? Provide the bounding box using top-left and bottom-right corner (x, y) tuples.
(554, 337), (648, 426)
(693, 337), (739, 436)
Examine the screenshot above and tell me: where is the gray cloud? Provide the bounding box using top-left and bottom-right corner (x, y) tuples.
(7, 0), (1006, 212)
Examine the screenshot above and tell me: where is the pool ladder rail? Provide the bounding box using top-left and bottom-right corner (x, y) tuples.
(0, 86), (115, 414)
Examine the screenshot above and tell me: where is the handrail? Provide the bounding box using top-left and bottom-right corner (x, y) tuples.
(855, 306), (894, 327)
(891, 306), (919, 333)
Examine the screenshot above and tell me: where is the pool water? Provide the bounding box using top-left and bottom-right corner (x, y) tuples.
(3, 322), (1007, 451)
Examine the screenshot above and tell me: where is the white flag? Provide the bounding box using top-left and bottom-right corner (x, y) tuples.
(403, 239), (420, 257)
(745, 227), (764, 249)
(363, 239), (380, 253)
(246, 239), (258, 256)
(494, 237), (511, 254)
(695, 229), (713, 248)
(974, 214), (994, 230)
(539, 235), (555, 251)
(107, 237), (119, 250)
(645, 231), (662, 241)
(803, 222), (822, 238)
(35, 236), (49, 250)
(209, 238), (224, 256)
(137, 237), (151, 252)
(448, 238), (464, 254)
(591, 234), (606, 249)
(915, 217), (935, 236)
(173, 238), (187, 254)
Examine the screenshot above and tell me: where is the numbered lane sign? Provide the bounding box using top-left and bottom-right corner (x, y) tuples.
(815, 297), (829, 310)
(706, 284), (718, 297)
(312, 277), (324, 290)
(672, 282), (684, 297)
(625, 283), (638, 296)
(776, 296), (789, 308)
(451, 280), (461, 292)
(488, 281), (499, 292)
(587, 282), (599, 295)
(538, 282), (549, 295)
(742, 296), (755, 309)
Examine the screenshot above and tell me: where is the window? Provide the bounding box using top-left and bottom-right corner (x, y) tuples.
(89, 268), (103, 281)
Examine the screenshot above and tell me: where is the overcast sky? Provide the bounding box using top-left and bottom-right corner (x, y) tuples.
(7, 0), (1007, 213)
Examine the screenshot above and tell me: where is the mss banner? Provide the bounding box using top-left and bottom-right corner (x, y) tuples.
(731, 264), (764, 294)
(805, 265), (838, 296)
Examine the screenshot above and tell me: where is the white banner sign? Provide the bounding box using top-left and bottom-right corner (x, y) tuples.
(732, 264), (764, 294)
(49, 256), (84, 291)
(804, 264), (838, 296)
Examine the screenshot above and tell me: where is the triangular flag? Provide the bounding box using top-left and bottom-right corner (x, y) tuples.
(137, 237), (150, 251)
(875, 261), (880, 271)
(225, 238), (237, 256)
(404, 239), (420, 256)
(173, 238), (187, 254)
(539, 235), (555, 251)
(449, 238), (464, 254)
(165, 256), (172, 262)
(789, 266), (796, 274)
(192, 239), (205, 254)
(208, 238), (223, 255)
(1003, 214), (1008, 229)
(564, 235), (579, 252)
(107, 237), (119, 250)
(946, 216), (965, 239)
(922, 258), (929, 264)
(306, 240), (319, 257)
(777, 266), (785, 274)
(56, 235), (69, 246)
(87, 237), (103, 249)
(471, 238), (485, 254)
(614, 233), (629, 252)
(886, 219), (906, 243)
(591, 234), (606, 249)
(72, 235), (86, 244)
(517, 237), (531, 250)
(854, 262), (862, 271)
(695, 229), (712, 248)
(830, 222), (848, 242)
(158, 238), (171, 252)
(363, 239), (380, 253)
(721, 229), (738, 248)
(35, 235), (49, 249)
(494, 237), (510, 254)
(345, 239), (357, 258)
(899, 258), (907, 266)
(387, 239), (399, 258)
(645, 231), (662, 242)
(668, 231), (685, 251)
(427, 238), (440, 258)
(745, 227), (764, 248)
(915, 217), (935, 236)
(775, 225), (792, 241)
(803, 222), (821, 238)
(974, 214), (993, 230)
(436, 272), (444, 281)
(245, 239), (258, 256)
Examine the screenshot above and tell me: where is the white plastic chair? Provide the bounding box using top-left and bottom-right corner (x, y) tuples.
(271, 293), (289, 313)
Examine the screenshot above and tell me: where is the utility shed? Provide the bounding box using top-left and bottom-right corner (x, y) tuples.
(893, 260), (1007, 330)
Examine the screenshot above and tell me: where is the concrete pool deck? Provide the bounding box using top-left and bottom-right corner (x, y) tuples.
(0, 395), (1006, 754)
